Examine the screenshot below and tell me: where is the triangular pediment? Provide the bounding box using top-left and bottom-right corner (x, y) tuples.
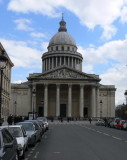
(29, 66), (100, 81)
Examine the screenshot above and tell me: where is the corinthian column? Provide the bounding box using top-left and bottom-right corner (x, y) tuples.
(96, 86), (100, 117)
(56, 84), (60, 117)
(91, 86), (96, 117)
(68, 84), (72, 117)
(80, 84), (84, 118)
(44, 84), (48, 117)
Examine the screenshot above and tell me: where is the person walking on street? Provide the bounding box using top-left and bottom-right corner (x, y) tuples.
(7, 114), (13, 125)
(89, 117), (92, 124)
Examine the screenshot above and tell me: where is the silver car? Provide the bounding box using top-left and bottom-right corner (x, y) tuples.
(18, 121), (41, 146)
(37, 117), (49, 130)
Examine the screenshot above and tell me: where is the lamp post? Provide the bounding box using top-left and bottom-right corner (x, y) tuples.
(100, 100), (103, 118)
(14, 101), (17, 116)
(124, 90), (127, 105)
(124, 91), (127, 118)
(32, 89), (36, 120)
(0, 51), (8, 126)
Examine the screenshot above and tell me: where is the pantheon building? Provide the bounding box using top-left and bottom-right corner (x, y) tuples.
(10, 18), (116, 119)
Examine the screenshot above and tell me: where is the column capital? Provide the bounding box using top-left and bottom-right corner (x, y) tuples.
(68, 84), (72, 87)
(56, 84), (60, 87)
(80, 84), (85, 88)
(44, 83), (48, 87)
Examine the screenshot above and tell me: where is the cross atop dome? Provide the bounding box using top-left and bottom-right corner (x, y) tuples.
(58, 13), (67, 32)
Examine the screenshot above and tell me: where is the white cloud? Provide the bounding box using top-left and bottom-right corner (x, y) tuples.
(14, 18), (33, 31)
(100, 65), (127, 105)
(0, 38), (43, 68)
(8, 0), (127, 39)
(101, 25), (117, 40)
(30, 32), (46, 38)
(120, 6), (127, 23)
(77, 36), (127, 105)
(8, 0), (62, 17)
(12, 80), (25, 83)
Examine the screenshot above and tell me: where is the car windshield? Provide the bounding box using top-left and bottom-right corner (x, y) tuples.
(8, 127), (23, 137)
(19, 123), (34, 131)
(37, 117), (47, 121)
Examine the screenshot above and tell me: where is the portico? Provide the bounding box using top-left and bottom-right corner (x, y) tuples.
(29, 73), (100, 118)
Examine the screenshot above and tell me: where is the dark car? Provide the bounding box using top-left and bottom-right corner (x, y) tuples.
(0, 127), (19, 160)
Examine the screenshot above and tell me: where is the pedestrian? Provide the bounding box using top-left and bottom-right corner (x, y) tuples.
(89, 117), (92, 124)
(7, 114), (13, 125)
(104, 117), (108, 127)
(61, 117), (63, 122)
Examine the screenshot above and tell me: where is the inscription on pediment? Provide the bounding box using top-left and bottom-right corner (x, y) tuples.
(43, 69), (89, 79)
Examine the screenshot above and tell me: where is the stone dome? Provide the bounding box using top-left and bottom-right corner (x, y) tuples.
(49, 32), (76, 46)
(48, 16), (76, 47)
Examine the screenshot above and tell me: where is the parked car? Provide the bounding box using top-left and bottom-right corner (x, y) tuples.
(96, 119), (105, 126)
(0, 127), (19, 160)
(37, 117), (49, 130)
(109, 118), (121, 128)
(123, 121), (127, 130)
(115, 120), (126, 129)
(36, 120), (45, 134)
(17, 121), (42, 146)
(2, 125), (28, 159)
(17, 121), (40, 147)
(24, 120), (42, 142)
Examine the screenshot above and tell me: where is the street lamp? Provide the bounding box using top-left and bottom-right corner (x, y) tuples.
(100, 100), (103, 118)
(32, 89), (36, 120)
(124, 90), (127, 105)
(0, 51), (8, 126)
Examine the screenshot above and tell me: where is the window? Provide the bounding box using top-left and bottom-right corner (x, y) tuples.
(51, 47), (53, 51)
(2, 129), (13, 143)
(61, 46), (64, 51)
(56, 46), (58, 51)
(67, 47), (70, 51)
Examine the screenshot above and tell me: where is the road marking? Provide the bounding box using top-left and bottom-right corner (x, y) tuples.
(32, 148), (35, 150)
(27, 154), (31, 157)
(125, 141), (127, 143)
(90, 128), (95, 131)
(53, 152), (61, 154)
(34, 151), (39, 159)
(112, 136), (122, 140)
(97, 131), (102, 134)
(103, 133), (110, 136)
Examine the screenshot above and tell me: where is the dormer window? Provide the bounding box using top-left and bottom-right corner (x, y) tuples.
(62, 46), (64, 51)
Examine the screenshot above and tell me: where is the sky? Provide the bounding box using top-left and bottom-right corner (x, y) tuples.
(0, 0), (127, 106)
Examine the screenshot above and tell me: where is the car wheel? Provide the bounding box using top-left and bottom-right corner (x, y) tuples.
(25, 145), (28, 151)
(32, 137), (36, 147)
(22, 151), (25, 159)
(15, 152), (19, 160)
(38, 135), (42, 142)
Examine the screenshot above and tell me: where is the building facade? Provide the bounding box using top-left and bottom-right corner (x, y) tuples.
(10, 18), (116, 118)
(0, 43), (14, 120)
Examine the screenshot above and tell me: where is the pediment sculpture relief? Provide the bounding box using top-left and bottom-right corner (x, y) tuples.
(42, 69), (90, 79)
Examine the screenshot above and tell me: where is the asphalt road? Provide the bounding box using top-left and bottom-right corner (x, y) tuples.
(25, 121), (127, 160)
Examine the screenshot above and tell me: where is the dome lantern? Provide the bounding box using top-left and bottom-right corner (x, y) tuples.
(58, 13), (67, 32)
